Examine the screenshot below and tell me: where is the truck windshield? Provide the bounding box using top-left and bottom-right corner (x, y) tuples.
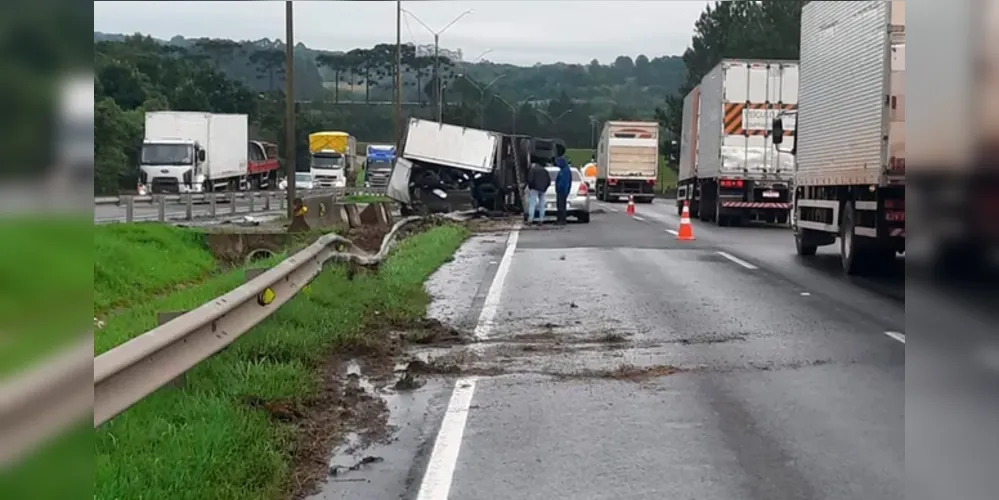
(141, 143), (194, 166)
(312, 154), (345, 168)
(368, 159), (393, 169)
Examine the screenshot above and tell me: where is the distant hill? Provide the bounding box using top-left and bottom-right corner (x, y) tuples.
(93, 31), (685, 115)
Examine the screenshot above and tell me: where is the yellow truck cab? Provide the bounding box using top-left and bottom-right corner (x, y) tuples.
(308, 131), (356, 188)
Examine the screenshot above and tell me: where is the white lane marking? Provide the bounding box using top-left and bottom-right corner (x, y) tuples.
(632, 215), (646, 222)
(472, 225), (520, 340)
(800, 292), (811, 297)
(415, 377), (477, 500)
(665, 229), (679, 236)
(884, 331), (905, 344)
(601, 204), (619, 213)
(416, 226), (519, 500)
(716, 251), (758, 270)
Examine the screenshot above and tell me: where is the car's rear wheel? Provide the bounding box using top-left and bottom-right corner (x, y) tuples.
(576, 212), (590, 223)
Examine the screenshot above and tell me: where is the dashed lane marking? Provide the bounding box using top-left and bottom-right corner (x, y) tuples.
(716, 251), (758, 270)
(884, 331), (905, 344)
(665, 229), (679, 236)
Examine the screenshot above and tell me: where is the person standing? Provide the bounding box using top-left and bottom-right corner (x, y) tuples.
(554, 156), (572, 226)
(525, 162), (551, 225)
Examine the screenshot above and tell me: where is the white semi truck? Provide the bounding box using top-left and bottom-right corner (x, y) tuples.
(772, 1), (905, 275)
(139, 112), (249, 194)
(594, 121), (660, 203)
(678, 59), (799, 226)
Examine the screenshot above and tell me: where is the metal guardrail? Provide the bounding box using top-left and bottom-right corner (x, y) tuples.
(95, 187), (387, 206)
(1, 211), (476, 465)
(93, 187), (390, 224)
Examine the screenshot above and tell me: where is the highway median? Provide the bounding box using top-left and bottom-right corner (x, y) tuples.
(94, 219), (469, 500)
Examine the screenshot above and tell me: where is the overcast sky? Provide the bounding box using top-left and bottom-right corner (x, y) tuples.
(93, 1), (709, 66)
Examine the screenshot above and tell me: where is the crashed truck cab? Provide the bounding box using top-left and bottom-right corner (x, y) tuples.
(387, 118), (536, 215)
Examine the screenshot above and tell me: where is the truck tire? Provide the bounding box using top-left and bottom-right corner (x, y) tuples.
(677, 202), (683, 216)
(576, 211), (590, 223)
(794, 228), (819, 256)
(840, 202), (870, 275)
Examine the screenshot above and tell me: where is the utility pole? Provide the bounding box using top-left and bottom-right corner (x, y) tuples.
(284, 0), (295, 218)
(395, 0), (402, 149)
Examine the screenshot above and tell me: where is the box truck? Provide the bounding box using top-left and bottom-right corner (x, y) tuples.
(138, 112), (274, 194)
(308, 131), (356, 188)
(594, 121), (659, 203)
(679, 59), (798, 226)
(772, 1), (904, 275)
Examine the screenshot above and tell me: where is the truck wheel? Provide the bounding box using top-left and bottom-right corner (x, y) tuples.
(840, 202), (870, 275)
(577, 211), (590, 223)
(677, 202), (683, 216)
(794, 228), (819, 256)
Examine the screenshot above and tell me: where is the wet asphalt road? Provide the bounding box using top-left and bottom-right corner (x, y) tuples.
(308, 199), (905, 500)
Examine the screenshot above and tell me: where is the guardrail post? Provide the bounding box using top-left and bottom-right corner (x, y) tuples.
(185, 194), (193, 220)
(248, 193), (256, 213)
(156, 311), (189, 388)
(157, 195), (166, 222)
(124, 196), (135, 223)
(209, 192), (217, 218)
(264, 193), (271, 211)
(229, 191), (237, 215)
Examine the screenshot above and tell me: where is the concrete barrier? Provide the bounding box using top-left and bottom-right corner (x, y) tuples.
(357, 202), (391, 227)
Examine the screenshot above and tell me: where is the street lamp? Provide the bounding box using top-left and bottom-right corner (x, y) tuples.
(458, 74), (507, 127)
(493, 95), (535, 134)
(401, 8), (473, 124)
(536, 108), (573, 124)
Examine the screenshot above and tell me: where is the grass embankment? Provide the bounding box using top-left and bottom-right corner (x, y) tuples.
(565, 148), (678, 193)
(95, 222), (469, 500)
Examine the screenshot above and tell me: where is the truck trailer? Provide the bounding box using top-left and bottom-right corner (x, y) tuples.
(772, 1), (904, 275)
(679, 59), (798, 226)
(139, 112), (268, 194)
(595, 121), (659, 203)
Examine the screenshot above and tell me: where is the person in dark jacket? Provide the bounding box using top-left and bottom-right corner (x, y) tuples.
(554, 156), (572, 225)
(525, 163), (551, 225)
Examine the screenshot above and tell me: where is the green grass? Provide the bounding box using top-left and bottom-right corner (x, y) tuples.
(344, 194), (393, 204)
(95, 224), (469, 500)
(95, 224), (218, 315)
(0, 217), (91, 376)
(565, 148), (678, 193)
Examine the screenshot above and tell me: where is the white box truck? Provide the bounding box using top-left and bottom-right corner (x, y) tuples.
(772, 1), (904, 275)
(139, 112), (248, 194)
(594, 121), (659, 203)
(681, 59), (798, 226)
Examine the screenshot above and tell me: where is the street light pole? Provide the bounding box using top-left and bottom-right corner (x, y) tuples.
(401, 8), (472, 125)
(284, 0), (296, 218)
(395, 0), (402, 150)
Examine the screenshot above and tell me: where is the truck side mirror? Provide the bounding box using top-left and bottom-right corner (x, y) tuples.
(771, 118), (784, 145)
(197, 149), (206, 162)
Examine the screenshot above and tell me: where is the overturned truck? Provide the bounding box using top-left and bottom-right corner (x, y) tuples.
(387, 118), (564, 215)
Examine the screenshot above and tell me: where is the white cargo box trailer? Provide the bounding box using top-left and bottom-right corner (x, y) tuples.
(683, 59), (798, 225)
(594, 121), (660, 203)
(676, 86), (700, 214)
(772, 1), (905, 275)
(401, 118), (499, 174)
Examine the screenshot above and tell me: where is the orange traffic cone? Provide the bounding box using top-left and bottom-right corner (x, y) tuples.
(676, 201), (695, 241)
(626, 195), (636, 216)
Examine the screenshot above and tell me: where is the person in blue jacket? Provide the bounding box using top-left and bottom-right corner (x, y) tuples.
(554, 155), (572, 226)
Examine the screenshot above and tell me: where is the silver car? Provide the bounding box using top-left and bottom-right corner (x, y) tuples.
(523, 166), (591, 223)
(279, 172), (315, 191)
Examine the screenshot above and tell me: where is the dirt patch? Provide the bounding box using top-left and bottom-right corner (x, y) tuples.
(560, 364), (684, 382)
(401, 318), (468, 346)
(344, 225), (390, 254)
(463, 216), (519, 234)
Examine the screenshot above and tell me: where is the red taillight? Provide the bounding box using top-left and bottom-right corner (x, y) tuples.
(646, 179), (656, 185)
(608, 178), (618, 185)
(577, 183), (588, 196)
(719, 179), (744, 188)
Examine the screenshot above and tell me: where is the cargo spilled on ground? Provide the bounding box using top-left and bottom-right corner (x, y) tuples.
(93, 218), (477, 500)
